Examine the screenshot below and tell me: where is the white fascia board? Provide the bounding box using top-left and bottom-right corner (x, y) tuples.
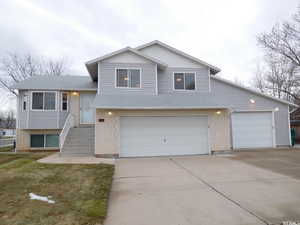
(94, 106), (229, 109)
(135, 40), (221, 74)
(85, 47), (168, 68)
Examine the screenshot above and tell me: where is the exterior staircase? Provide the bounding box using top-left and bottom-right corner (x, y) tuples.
(60, 126), (95, 156)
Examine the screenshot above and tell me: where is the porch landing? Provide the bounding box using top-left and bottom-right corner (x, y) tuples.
(38, 153), (115, 165)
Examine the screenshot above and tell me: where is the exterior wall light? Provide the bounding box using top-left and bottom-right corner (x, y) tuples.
(72, 92), (79, 96)
(216, 110), (221, 115)
(107, 111), (113, 115)
(250, 99), (255, 104)
(274, 107), (279, 112)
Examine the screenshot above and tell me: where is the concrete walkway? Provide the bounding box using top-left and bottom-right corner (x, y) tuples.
(104, 155), (300, 225)
(38, 153), (115, 165)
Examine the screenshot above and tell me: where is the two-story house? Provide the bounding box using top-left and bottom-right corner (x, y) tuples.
(12, 40), (296, 158)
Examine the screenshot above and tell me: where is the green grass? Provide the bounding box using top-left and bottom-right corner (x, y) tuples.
(0, 154), (115, 225)
(0, 146), (13, 152)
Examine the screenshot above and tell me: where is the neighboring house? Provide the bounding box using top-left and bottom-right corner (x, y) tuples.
(0, 120), (16, 137)
(290, 108), (300, 144)
(11, 40), (296, 157)
(0, 129), (16, 137)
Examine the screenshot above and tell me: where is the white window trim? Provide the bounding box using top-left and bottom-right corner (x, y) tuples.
(22, 94), (28, 112)
(173, 72), (196, 91)
(61, 92), (69, 112)
(115, 68), (142, 89)
(30, 133), (59, 149)
(31, 91), (57, 111)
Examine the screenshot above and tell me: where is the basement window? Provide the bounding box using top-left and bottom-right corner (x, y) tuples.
(30, 134), (59, 148)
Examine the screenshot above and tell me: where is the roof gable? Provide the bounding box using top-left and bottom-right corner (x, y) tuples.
(86, 47), (167, 66)
(102, 51), (152, 64)
(85, 47), (167, 81)
(135, 40), (220, 74)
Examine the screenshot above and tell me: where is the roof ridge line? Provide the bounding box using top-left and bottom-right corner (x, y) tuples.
(134, 40), (221, 74)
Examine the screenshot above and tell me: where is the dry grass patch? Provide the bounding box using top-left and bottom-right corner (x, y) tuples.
(0, 146), (13, 152)
(0, 153), (114, 225)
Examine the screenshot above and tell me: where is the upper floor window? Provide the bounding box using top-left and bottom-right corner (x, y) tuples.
(116, 68), (141, 88)
(61, 92), (68, 111)
(31, 92), (56, 111)
(174, 72), (195, 90)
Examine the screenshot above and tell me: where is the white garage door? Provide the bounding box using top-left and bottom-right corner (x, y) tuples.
(120, 116), (209, 157)
(231, 112), (274, 149)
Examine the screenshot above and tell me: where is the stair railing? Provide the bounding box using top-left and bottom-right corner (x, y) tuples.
(59, 113), (75, 153)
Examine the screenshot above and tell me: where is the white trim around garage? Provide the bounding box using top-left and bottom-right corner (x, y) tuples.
(119, 115), (211, 157)
(231, 110), (276, 149)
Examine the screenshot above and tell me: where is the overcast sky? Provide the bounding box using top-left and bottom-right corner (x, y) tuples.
(0, 0), (299, 110)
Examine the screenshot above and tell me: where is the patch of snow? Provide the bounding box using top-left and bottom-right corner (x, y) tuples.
(29, 193), (55, 204)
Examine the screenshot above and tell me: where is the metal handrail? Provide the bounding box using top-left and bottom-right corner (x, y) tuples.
(59, 113), (74, 152)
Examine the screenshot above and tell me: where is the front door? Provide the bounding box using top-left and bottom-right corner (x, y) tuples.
(80, 93), (95, 124)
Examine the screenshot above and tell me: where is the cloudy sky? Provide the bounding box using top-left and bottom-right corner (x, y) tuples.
(0, 0), (299, 110)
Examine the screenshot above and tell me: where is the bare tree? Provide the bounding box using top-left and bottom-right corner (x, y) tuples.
(4, 110), (15, 129)
(0, 110), (15, 129)
(252, 52), (300, 101)
(255, 4), (300, 102)
(252, 63), (266, 93)
(0, 53), (68, 96)
(257, 4), (300, 68)
(233, 76), (244, 86)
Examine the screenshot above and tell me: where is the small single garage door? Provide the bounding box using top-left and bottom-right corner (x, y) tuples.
(120, 116), (209, 157)
(231, 112), (274, 149)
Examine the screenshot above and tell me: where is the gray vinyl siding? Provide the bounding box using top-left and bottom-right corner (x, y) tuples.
(28, 111), (59, 129)
(59, 111), (69, 128)
(158, 67), (209, 94)
(17, 90), (69, 129)
(94, 77), (291, 147)
(210, 78), (290, 146)
(99, 62), (157, 95)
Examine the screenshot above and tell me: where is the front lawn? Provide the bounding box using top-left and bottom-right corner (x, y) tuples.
(0, 153), (115, 225)
(0, 145), (13, 152)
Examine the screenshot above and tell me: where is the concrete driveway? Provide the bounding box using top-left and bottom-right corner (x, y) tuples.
(104, 150), (300, 225)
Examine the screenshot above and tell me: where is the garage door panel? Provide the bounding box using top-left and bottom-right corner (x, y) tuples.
(120, 116), (209, 157)
(232, 112), (274, 149)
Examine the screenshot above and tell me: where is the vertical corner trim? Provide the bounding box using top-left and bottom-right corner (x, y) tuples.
(97, 62), (101, 94)
(288, 107), (292, 146)
(208, 68), (211, 93)
(155, 64), (158, 95)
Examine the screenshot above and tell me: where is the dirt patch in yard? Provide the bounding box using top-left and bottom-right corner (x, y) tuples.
(0, 153), (114, 225)
(230, 149), (300, 180)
